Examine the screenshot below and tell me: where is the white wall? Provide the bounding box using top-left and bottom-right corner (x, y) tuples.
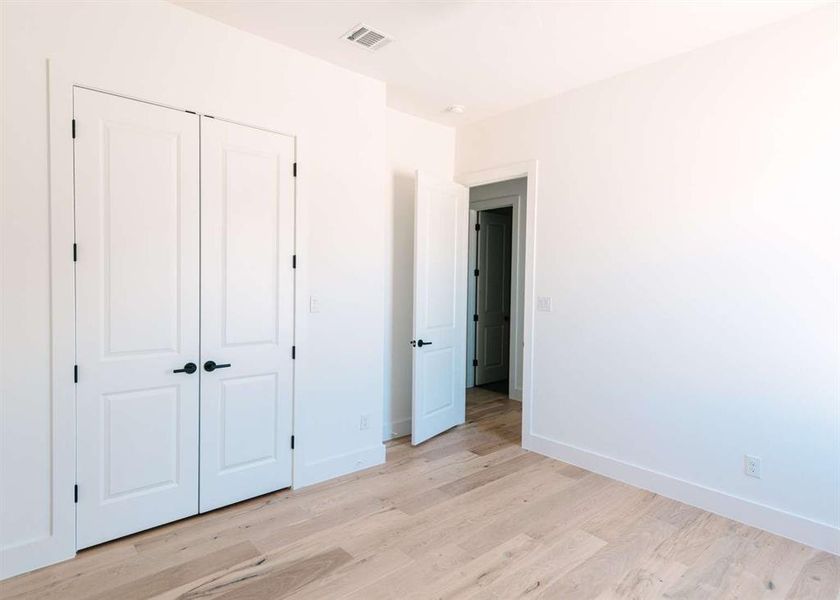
(1, 0), (387, 578)
(456, 6), (840, 553)
(385, 109), (455, 439)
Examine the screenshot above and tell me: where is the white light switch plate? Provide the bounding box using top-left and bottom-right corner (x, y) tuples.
(309, 296), (320, 313)
(537, 296), (552, 312)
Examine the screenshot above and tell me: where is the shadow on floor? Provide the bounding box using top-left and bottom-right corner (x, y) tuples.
(475, 379), (509, 395)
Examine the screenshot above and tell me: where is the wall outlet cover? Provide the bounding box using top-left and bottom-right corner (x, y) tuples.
(744, 455), (761, 478)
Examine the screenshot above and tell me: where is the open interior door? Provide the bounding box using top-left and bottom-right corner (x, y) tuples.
(411, 171), (469, 445)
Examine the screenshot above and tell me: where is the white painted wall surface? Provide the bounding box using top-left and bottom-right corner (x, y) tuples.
(1, 0), (387, 577)
(385, 109), (455, 440)
(456, 6), (840, 553)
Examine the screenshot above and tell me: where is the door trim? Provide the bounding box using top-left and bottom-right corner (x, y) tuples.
(457, 161), (539, 451)
(20, 60), (299, 580)
(0, 60), (79, 581)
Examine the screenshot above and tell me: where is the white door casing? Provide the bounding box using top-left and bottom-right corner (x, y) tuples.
(475, 210), (512, 385)
(199, 117), (295, 512)
(411, 171), (469, 445)
(74, 88), (201, 549)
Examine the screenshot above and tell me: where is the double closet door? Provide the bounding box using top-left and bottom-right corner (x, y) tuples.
(73, 88), (295, 549)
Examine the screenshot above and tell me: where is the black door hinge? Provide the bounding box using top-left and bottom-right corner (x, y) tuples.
(291, 346), (296, 360)
(74, 365), (78, 383)
(293, 163), (297, 177)
(473, 268), (479, 277)
(71, 119), (76, 139)
(74, 484), (78, 503)
(473, 358), (478, 367)
(475, 223), (480, 231)
(73, 243), (77, 262)
(292, 255), (297, 269)
(473, 314), (479, 322)
(291, 435), (295, 449)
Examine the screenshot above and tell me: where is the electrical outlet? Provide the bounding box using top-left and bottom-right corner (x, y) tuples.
(359, 414), (370, 430)
(537, 296), (552, 312)
(744, 455), (761, 478)
(309, 296), (320, 313)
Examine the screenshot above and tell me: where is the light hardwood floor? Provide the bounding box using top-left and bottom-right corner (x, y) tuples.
(2, 387), (838, 599)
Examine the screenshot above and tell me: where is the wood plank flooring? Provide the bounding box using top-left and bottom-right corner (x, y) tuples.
(2, 386), (838, 599)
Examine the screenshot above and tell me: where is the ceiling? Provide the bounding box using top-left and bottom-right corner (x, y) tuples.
(174, 1), (822, 126)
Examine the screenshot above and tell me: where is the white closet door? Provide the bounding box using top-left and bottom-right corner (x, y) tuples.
(199, 117), (295, 512)
(74, 88), (200, 549)
(411, 171), (469, 445)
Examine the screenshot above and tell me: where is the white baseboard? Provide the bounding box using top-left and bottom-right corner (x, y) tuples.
(294, 444), (386, 489)
(524, 432), (839, 556)
(384, 417), (411, 441)
(510, 388), (523, 401)
(1, 541), (75, 581)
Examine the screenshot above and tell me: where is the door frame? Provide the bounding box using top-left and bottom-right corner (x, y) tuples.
(466, 196), (521, 395)
(457, 161), (538, 445)
(21, 60), (300, 579)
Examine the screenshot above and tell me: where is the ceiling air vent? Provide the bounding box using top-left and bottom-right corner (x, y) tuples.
(342, 23), (392, 52)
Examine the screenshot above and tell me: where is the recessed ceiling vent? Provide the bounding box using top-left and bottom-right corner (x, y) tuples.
(342, 23), (392, 52)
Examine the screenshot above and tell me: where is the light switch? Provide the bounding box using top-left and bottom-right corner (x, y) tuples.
(310, 296), (320, 313)
(537, 296), (552, 312)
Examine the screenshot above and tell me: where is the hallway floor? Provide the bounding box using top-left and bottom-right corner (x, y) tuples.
(474, 379), (509, 395)
(2, 387), (837, 599)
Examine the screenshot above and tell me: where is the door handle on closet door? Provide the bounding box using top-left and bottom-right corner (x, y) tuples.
(416, 340), (432, 348)
(173, 362), (197, 374)
(203, 361), (231, 372)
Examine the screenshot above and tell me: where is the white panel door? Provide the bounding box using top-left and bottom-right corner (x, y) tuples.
(475, 210), (512, 385)
(200, 117), (295, 512)
(411, 171), (469, 445)
(74, 88), (200, 549)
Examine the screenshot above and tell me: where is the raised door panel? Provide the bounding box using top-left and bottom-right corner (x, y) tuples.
(422, 189), (459, 332)
(103, 387), (180, 499)
(219, 375), (278, 473)
(222, 149), (281, 347)
(103, 124), (181, 356)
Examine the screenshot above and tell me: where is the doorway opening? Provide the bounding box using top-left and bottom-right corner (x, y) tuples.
(409, 164), (535, 447)
(466, 177), (527, 404)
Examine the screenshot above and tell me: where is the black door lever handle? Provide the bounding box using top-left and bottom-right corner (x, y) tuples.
(204, 361), (231, 372)
(417, 339), (432, 347)
(173, 362), (197, 374)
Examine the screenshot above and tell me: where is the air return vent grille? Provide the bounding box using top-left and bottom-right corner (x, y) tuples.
(342, 23), (392, 52)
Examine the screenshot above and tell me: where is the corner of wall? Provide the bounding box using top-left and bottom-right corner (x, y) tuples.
(523, 431), (840, 556)
(384, 417), (411, 441)
(294, 444), (387, 489)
